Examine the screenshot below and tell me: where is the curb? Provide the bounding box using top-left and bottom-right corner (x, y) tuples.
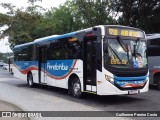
(0, 100), (31, 120)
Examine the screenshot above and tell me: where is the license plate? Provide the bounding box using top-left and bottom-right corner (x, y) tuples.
(128, 90), (138, 94)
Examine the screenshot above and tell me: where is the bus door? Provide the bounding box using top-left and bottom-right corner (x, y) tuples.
(38, 47), (47, 84)
(84, 36), (97, 92)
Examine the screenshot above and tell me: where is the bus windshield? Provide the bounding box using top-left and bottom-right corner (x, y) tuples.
(104, 38), (147, 69)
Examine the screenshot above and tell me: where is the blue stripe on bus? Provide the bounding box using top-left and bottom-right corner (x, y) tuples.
(114, 75), (147, 88)
(114, 75), (147, 81)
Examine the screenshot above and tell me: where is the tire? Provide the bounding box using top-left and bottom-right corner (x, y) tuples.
(10, 68), (13, 74)
(72, 78), (82, 98)
(27, 73), (35, 87)
(157, 80), (160, 90)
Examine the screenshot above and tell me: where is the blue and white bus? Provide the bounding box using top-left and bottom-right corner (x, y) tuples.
(13, 25), (149, 98)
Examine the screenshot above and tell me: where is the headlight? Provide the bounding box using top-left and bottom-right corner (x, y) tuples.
(105, 74), (114, 83)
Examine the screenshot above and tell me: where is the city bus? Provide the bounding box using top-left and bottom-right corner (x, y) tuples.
(13, 25), (149, 98)
(147, 34), (160, 89)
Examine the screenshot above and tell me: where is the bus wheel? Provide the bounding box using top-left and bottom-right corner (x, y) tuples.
(27, 73), (34, 87)
(72, 78), (82, 98)
(157, 80), (160, 90)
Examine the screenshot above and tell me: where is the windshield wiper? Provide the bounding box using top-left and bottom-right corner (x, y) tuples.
(108, 44), (123, 64)
(117, 36), (128, 52)
(116, 36), (131, 65)
(133, 38), (140, 60)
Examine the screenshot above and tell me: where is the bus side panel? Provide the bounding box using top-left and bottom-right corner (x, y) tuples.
(32, 70), (39, 83)
(70, 59), (83, 91)
(13, 62), (26, 81)
(45, 59), (83, 89)
(13, 61), (38, 82)
(139, 76), (149, 93)
(73, 59), (83, 91)
(148, 56), (160, 85)
(96, 70), (103, 95)
(97, 68), (117, 95)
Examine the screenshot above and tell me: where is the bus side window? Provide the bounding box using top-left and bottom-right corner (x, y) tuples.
(64, 37), (82, 59)
(14, 52), (19, 61)
(48, 41), (65, 60)
(48, 43), (57, 60)
(64, 44), (72, 59)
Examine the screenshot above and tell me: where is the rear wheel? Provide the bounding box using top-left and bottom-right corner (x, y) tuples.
(157, 79), (160, 90)
(27, 73), (35, 87)
(72, 78), (82, 98)
(154, 75), (160, 90)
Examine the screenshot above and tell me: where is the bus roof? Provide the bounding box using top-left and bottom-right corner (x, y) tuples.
(14, 25), (145, 49)
(14, 42), (34, 49)
(104, 25), (143, 31)
(34, 35), (60, 42)
(34, 32), (76, 44)
(147, 34), (160, 40)
(14, 32), (77, 49)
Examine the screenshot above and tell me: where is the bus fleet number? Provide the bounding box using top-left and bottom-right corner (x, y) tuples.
(110, 59), (127, 65)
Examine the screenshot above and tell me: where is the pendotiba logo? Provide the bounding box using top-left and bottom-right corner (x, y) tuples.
(47, 63), (68, 70)
(46, 60), (77, 80)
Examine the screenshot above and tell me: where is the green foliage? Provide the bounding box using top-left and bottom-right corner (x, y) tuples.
(1, 0), (160, 46)
(0, 13), (10, 26)
(0, 52), (13, 63)
(114, 0), (160, 33)
(46, 5), (74, 34)
(44, 0), (116, 34)
(74, 0), (116, 26)
(0, 3), (47, 45)
(0, 52), (3, 59)
(0, 0), (116, 46)
(27, 0), (42, 4)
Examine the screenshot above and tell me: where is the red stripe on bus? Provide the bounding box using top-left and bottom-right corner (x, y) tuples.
(20, 67), (38, 74)
(14, 60), (77, 80)
(122, 82), (145, 88)
(150, 70), (160, 73)
(13, 64), (38, 74)
(47, 60), (77, 80)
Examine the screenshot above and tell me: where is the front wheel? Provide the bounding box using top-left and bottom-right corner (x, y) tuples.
(27, 73), (35, 87)
(72, 78), (82, 98)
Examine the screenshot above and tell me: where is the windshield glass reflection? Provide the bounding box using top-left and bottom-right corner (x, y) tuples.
(104, 38), (147, 69)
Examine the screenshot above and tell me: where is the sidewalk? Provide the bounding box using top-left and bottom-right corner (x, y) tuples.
(0, 67), (31, 119)
(0, 100), (23, 111)
(0, 100), (30, 120)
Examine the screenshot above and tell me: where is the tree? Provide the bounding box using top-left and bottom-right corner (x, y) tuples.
(46, 5), (75, 34)
(44, 0), (116, 35)
(0, 0), (117, 46)
(73, 0), (116, 27)
(0, 2), (46, 45)
(114, 0), (160, 33)
(0, 13), (10, 27)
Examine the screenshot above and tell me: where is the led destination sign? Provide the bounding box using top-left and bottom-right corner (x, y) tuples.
(107, 28), (145, 38)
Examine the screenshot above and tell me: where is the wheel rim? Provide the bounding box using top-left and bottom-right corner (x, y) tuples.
(73, 81), (81, 96)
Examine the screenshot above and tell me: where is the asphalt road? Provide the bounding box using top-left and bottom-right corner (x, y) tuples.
(0, 67), (160, 120)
